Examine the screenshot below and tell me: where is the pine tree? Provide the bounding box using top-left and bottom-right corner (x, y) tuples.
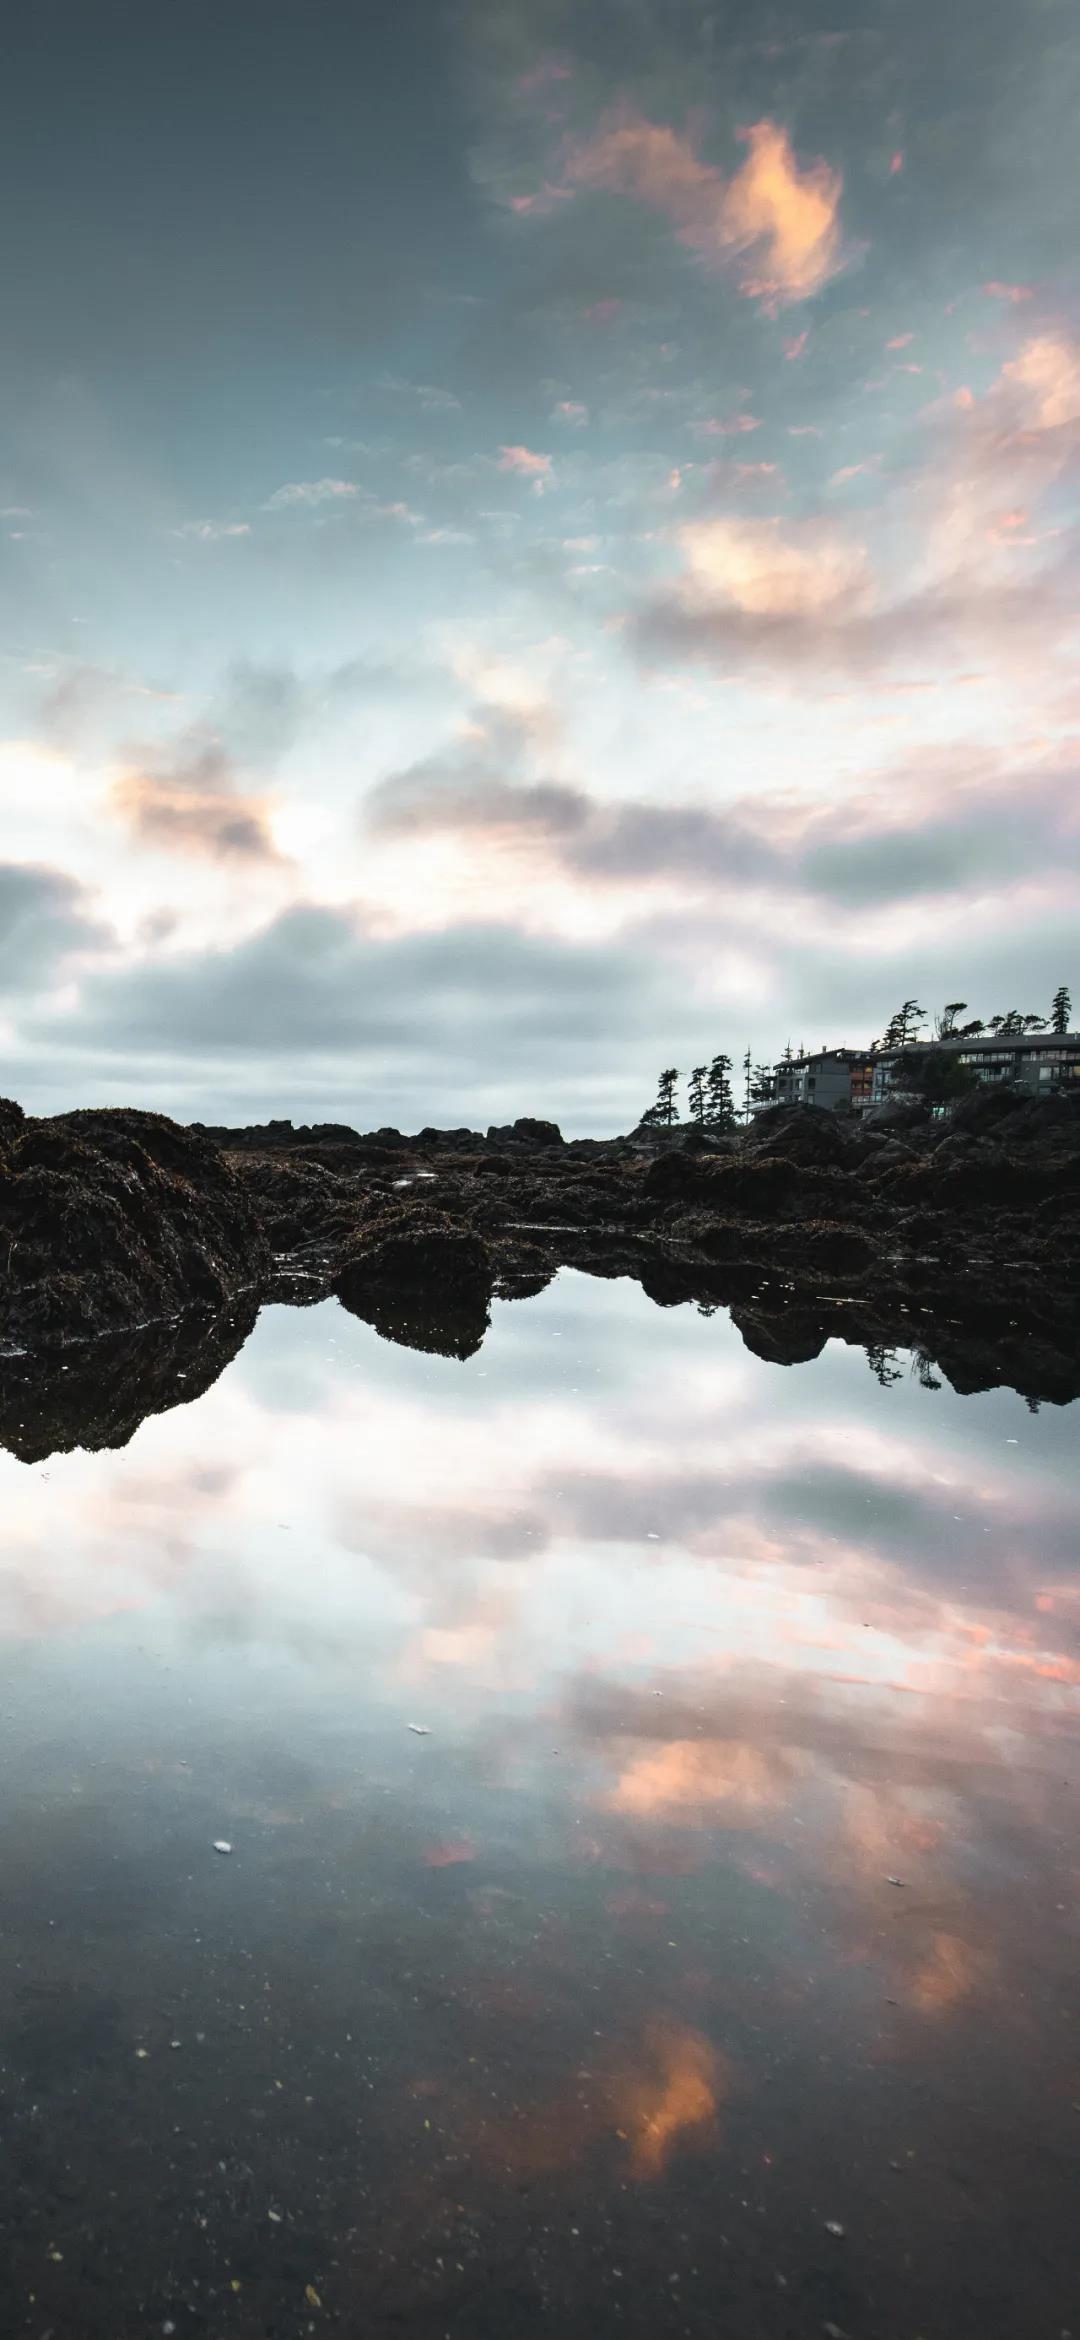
(742, 1046), (752, 1122)
(883, 999), (927, 1049)
(688, 1065), (707, 1124)
(640, 1067), (680, 1128)
(991, 1009), (1045, 1036)
(1051, 984), (1072, 1035)
(704, 1054), (735, 1129)
(935, 1000), (968, 1038)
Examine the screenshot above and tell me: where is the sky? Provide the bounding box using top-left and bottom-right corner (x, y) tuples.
(2, 0), (1079, 1133)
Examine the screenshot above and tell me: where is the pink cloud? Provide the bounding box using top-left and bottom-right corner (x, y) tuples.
(560, 109), (845, 309)
(677, 514), (871, 619)
(692, 412), (762, 438)
(983, 281), (1034, 304)
(784, 329), (809, 361)
(552, 399), (589, 426)
(890, 150), (904, 175)
(498, 445), (554, 495)
(581, 298), (624, 325)
(508, 183), (574, 216)
(886, 332), (915, 350)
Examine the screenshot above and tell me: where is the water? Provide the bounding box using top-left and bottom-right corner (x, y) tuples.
(0, 1273), (1077, 2338)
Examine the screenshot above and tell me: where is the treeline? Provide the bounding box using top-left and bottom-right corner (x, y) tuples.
(878, 985), (1071, 1048)
(641, 1056), (739, 1131)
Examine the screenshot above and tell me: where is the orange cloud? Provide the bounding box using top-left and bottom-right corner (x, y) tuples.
(111, 740), (281, 864)
(561, 109), (844, 308)
(464, 2020), (728, 2188)
(999, 334), (1080, 430)
(722, 120), (844, 310)
(616, 2022), (726, 2178)
(677, 515), (871, 618)
(610, 1736), (788, 1821)
(909, 1931), (986, 2014)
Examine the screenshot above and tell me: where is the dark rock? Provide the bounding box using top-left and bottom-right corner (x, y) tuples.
(0, 1106), (269, 1348)
(485, 1116), (564, 1148)
(334, 1203), (495, 1360)
(741, 1104), (861, 1167)
(334, 1203), (494, 1304)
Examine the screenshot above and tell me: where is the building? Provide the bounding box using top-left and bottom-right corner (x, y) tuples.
(759, 1048), (876, 1116)
(871, 1030), (1080, 1104)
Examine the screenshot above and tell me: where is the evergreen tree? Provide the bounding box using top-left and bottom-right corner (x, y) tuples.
(935, 1000), (968, 1038)
(749, 1062), (774, 1104)
(704, 1054), (735, 1129)
(882, 999), (927, 1049)
(640, 1068), (680, 1128)
(1051, 984), (1072, 1034)
(688, 1065), (707, 1125)
(990, 1009), (1045, 1036)
(742, 1046), (752, 1122)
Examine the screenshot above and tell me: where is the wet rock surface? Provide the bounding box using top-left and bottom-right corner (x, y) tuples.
(0, 1103), (269, 1349)
(1, 1092), (1079, 1450)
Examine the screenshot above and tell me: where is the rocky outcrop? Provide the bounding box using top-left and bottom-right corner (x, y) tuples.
(2, 1087), (1080, 1453)
(2, 1088), (1078, 1382)
(0, 1107), (269, 1348)
(333, 1202), (496, 1360)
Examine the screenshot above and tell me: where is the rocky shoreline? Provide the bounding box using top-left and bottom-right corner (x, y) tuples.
(2, 1087), (1079, 1453)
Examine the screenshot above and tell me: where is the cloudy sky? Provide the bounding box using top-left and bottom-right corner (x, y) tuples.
(3, 0), (1078, 1131)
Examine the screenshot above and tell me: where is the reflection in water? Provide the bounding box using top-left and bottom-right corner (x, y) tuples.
(0, 1273), (1076, 2338)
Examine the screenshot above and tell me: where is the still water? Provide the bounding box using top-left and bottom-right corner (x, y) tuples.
(0, 1273), (1077, 2339)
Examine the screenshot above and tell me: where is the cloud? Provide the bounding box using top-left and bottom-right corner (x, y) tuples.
(366, 712), (1080, 919)
(378, 376), (461, 412)
(691, 412), (761, 438)
(171, 519), (251, 541)
(37, 903), (675, 1097)
(498, 444), (554, 488)
(552, 399), (589, 426)
(559, 108), (845, 309)
(111, 735), (282, 864)
(262, 478), (360, 510)
(676, 514), (871, 618)
(999, 334), (1080, 430)
(0, 862), (110, 995)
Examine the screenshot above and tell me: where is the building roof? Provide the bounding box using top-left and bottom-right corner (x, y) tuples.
(772, 1046), (873, 1070)
(878, 1030), (1079, 1057)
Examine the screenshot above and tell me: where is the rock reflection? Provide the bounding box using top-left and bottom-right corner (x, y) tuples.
(2, 1245), (1080, 1470)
